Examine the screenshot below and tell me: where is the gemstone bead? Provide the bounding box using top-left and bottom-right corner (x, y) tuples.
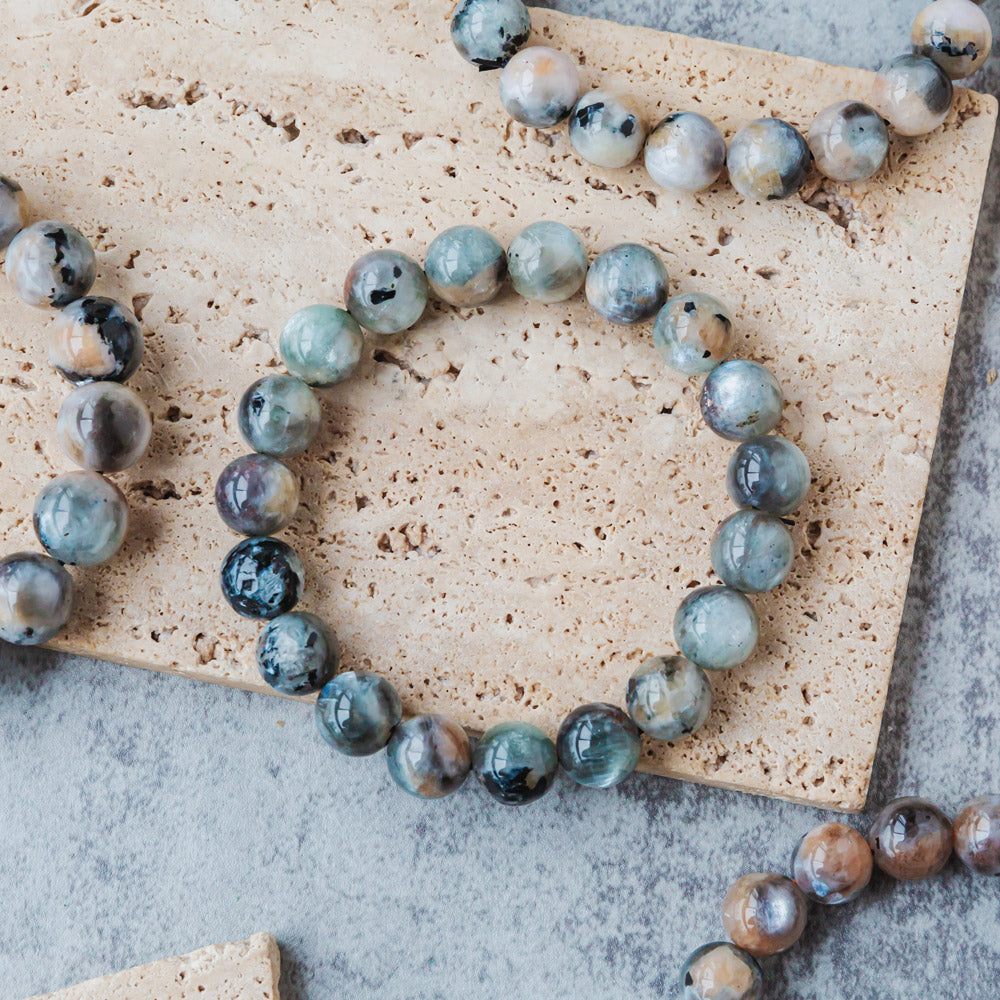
(792, 821), (873, 904)
(33, 472), (129, 567)
(279, 305), (364, 387)
(450, 0), (531, 71)
(473, 721), (558, 805)
(0, 552), (74, 646)
(499, 46), (580, 127)
(215, 454), (299, 536)
(569, 89), (647, 169)
(711, 510), (795, 594)
(556, 702), (641, 789)
(721, 873), (808, 957)
(953, 794), (1000, 875)
(680, 942), (763, 1000)
(700, 360), (784, 442)
(653, 292), (734, 375)
(0, 175), (29, 250)
(626, 655), (712, 742)
(644, 112), (727, 193)
(5, 220), (96, 308)
(48, 297), (143, 385)
(867, 796), (954, 880)
(344, 249), (428, 335)
(508, 221), (588, 303)
(424, 225), (508, 307)
(238, 375), (320, 458)
(220, 537), (304, 620)
(871, 54), (953, 136)
(727, 435), (811, 516)
(807, 101), (889, 182)
(912, 0), (992, 79)
(256, 611), (340, 696)
(386, 715), (473, 798)
(316, 671), (403, 757)
(727, 119), (811, 202)
(585, 243), (668, 325)
(57, 382), (152, 473)
(673, 585), (759, 671)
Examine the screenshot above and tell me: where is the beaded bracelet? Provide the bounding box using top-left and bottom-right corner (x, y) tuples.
(450, 0), (993, 200)
(215, 220), (812, 805)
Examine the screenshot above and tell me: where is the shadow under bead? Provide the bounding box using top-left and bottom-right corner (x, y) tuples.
(386, 715), (472, 798)
(912, 0), (993, 80)
(644, 111), (727, 193)
(450, 0), (531, 71)
(0, 175), (29, 250)
(569, 89), (647, 169)
(653, 292), (734, 375)
(499, 46), (581, 127)
(727, 434), (811, 516)
(556, 702), (641, 788)
(727, 119), (811, 202)
(721, 872), (808, 956)
(585, 243), (668, 325)
(867, 796), (953, 880)
(220, 536), (304, 620)
(238, 375), (320, 458)
(871, 54), (954, 136)
(508, 220), (588, 303)
(953, 794), (1000, 875)
(792, 821), (873, 904)
(807, 101), (889, 183)
(473, 721), (558, 805)
(256, 611), (339, 696)
(57, 381), (152, 473)
(680, 942), (763, 1000)
(316, 670), (402, 757)
(673, 585), (759, 671)
(626, 655), (711, 741)
(0, 552), (74, 646)
(48, 296), (143, 385)
(700, 359), (784, 442)
(5, 220), (96, 308)
(215, 454), (299, 536)
(425, 225), (508, 307)
(279, 305), (364, 387)
(344, 249), (428, 335)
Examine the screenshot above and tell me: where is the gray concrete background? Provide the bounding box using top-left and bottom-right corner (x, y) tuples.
(3, 2), (1000, 997)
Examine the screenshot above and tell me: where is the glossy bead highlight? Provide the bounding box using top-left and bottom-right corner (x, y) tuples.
(585, 243), (668, 325)
(499, 46), (581, 127)
(508, 221), (588, 303)
(912, 0), (992, 79)
(316, 671), (402, 757)
(5, 220), (96, 308)
(792, 821), (873, 904)
(215, 454), (299, 536)
(425, 225), (508, 307)
(238, 375), (320, 458)
(673, 585), (759, 670)
(386, 715), (472, 798)
(700, 360), (784, 442)
(626, 655), (712, 741)
(867, 796), (953, 880)
(645, 112), (727, 193)
(953, 794), (1000, 875)
(473, 721), (558, 805)
(711, 510), (795, 594)
(680, 942), (763, 1000)
(220, 537), (304, 620)
(569, 89), (647, 168)
(451, 0), (532, 70)
(279, 305), (364, 387)
(727, 119), (811, 202)
(344, 249), (428, 335)
(48, 297), (143, 385)
(727, 435), (811, 516)
(721, 872), (808, 956)
(0, 552), (74, 646)
(256, 611), (340, 695)
(57, 381), (152, 473)
(556, 702), (641, 788)
(653, 292), (734, 375)
(808, 101), (889, 182)
(872, 54), (953, 136)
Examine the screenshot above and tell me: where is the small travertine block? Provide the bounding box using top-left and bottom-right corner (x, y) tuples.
(0, 1), (994, 810)
(25, 933), (280, 1000)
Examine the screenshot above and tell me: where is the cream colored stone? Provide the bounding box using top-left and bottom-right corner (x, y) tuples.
(0, 1), (994, 811)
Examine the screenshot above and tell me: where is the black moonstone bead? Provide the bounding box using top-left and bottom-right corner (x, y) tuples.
(220, 537), (304, 619)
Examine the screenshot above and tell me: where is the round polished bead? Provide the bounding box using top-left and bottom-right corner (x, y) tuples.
(673, 585), (759, 671)
(425, 225), (508, 307)
(727, 119), (810, 202)
(48, 297), (143, 385)
(473, 721), (558, 805)
(807, 101), (889, 182)
(556, 702), (641, 789)
(344, 249), (427, 335)
(256, 611), (339, 695)
(626, 655), (711, 742)
(645, 112), (727, 193)
(279, 305), (364, 387)
(316, 670), (403, 757)
(508, 221), (588, 303)
(867, 796), (953, 880)
(33, 472), (128, 567)
(215, 454), (299, 536)
(700, 360), (784, 442)
(871, 54), (953, 136)
(451, 0), (530, 70)
(0, 552), (74, 646)
(220, 537), (304, 620)
(569, 89), (647, 169)
(653, 293), (734, 375)
(386, 715), (472, 798)
(5, 220), (96, 308)
(792, 821), (873, 904)
(57, 382), (152, 473)
(953, 794), (1000, 875)
(0, 175), (29, 250)
(912, 0), (992, 79)
(585, 243), (668, 325)
(238, 375), (320, 458)
(722, 873), (808, 957)
(711, 510), (795, 594)
(680, 942), (763, 1000)
(727, 435), (811, 516)
(499, 46), (581, 127)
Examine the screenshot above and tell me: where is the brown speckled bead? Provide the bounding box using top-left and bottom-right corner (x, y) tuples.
(953, 794), (1000, 876)
(792, 821), (873, 904)
(867, 796), (953, 880)
(721, 872), (807, 957)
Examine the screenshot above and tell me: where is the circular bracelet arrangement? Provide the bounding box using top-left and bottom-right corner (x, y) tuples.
(450, 0), (993, 200)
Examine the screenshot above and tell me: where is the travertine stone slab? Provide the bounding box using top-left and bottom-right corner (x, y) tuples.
(26, 933), (280, 1000)
(0, 1), (994, 810)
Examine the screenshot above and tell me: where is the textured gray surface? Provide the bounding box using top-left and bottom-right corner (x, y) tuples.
(2, 1), (1000, 998)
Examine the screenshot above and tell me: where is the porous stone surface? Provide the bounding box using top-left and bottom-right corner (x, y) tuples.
(0, 0), (994, 810)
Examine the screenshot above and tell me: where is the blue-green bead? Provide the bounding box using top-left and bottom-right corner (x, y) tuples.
(508, 221), (588, 303)
(727, 435), (810, 516)
(220, 537), (304, 619)
(316, 670), (402, 757)
(556, 702), (640, 789)
(585, 243), (668, 325)
(700, 360), (783, 442)
(425, 225), (507, 307)
(386, 715), (472, 798)
(653, 293), (735, 375)
(344, 249), (427, 335)
(711, 510), (795, 594)
(674, 585), (759, 670)
(5, 220), (96, 308)
(279, 305), (364, 387)
(727, 119), (810, 202)
(215, 454), (299, 536)
(0, 552), (74, 646)
(626, 655), (712, 741)
(33, 471), (129, 567)
(256, 611), (339, 695)
(569, 89), (647, 169)
(238, 375), (320, 457)
(473, 721), (558, 805)
(451, 0), (531, 70)
(681, 942), (763, 1000)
